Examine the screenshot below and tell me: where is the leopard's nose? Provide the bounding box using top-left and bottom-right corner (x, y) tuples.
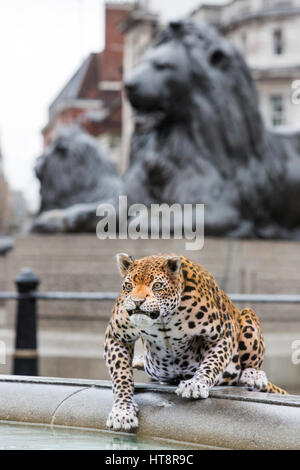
(133, 299), (144, 307)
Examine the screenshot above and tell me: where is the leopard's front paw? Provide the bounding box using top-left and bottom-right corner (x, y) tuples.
(239, 368), (268, 391)
(106, 401), (139, 432)
(176, 377), (210, 399)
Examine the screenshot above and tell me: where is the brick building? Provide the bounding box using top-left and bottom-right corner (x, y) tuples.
(42, 2), (132, 166)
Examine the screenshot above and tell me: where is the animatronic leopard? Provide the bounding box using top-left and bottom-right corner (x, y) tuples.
(104, 253), (287, 431)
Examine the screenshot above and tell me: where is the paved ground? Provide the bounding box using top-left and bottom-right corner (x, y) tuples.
(0, 324), (299, 392)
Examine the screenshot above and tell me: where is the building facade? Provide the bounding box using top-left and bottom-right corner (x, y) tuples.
(42, 2), (132, 167)
(0, 141), (27, 233)
(0, 142), (9, 232)
(191, 0), (300, 130)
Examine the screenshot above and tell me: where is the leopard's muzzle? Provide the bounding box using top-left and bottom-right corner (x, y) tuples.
(127, 308), (160, 320)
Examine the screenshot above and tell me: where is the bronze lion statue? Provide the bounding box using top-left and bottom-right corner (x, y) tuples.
(33, 20), (300, 238)
(32, 126), (122, 233)
(124, 20), (300, 238)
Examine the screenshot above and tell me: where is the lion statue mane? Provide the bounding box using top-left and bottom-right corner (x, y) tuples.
(123, 20), (300, 238)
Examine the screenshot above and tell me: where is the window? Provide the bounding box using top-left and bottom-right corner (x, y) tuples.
(270, 95), (285, 127)
(273, 29), (284, 55)
(241, 32), (247, 50)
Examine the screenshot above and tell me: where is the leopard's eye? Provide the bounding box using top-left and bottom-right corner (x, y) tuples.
(152, 281), (164, 291)
(123, 282), (133, 292)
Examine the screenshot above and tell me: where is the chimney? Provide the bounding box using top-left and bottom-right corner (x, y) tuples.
(101, 2), (132, 82)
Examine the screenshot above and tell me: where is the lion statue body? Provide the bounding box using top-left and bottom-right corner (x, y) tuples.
(32, 126), (122, 233)
(35, 126), (121, 213)
(124, 20), (300, 238)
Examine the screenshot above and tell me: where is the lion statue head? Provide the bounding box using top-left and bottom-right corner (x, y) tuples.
(124, 20), (300, 238)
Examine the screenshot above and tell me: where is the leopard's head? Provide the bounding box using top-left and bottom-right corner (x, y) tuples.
(116, 253), (184, 328)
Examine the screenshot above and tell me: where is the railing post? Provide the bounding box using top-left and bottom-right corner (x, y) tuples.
(13, 268), (40, 376)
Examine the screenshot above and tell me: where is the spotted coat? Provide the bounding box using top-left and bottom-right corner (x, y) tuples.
(104, 253), (287, 431)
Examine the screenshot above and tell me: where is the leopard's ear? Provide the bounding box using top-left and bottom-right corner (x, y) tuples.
(116, 253), (134, 277)
(166, 256), (181, 274)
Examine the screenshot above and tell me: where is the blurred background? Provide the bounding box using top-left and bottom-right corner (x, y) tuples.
(0, 0), (300, 392)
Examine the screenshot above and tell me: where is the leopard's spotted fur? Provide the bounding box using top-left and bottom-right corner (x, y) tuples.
(104, 253), (287, 431)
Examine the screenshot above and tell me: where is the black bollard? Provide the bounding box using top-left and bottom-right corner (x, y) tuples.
(13, 268), (40, 376)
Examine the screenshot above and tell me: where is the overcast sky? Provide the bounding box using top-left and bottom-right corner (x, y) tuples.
(0, 0), (227, 211)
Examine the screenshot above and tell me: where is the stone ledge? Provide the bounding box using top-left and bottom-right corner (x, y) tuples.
(0, 375), (299, 449)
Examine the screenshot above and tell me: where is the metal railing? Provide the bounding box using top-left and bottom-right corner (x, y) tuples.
(0, 291), (118, 301)
(2, 291), (300, 303)
(1, 267), (300, 378)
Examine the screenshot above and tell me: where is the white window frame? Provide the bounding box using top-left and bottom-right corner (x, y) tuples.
(273, 28), (284, 56)
(270, 94), (285, 127)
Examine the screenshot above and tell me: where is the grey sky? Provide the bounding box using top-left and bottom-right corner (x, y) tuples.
(0, 0), (227, 211)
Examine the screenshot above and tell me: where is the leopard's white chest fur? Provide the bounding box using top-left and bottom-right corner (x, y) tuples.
(134, 315), (204, 382)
